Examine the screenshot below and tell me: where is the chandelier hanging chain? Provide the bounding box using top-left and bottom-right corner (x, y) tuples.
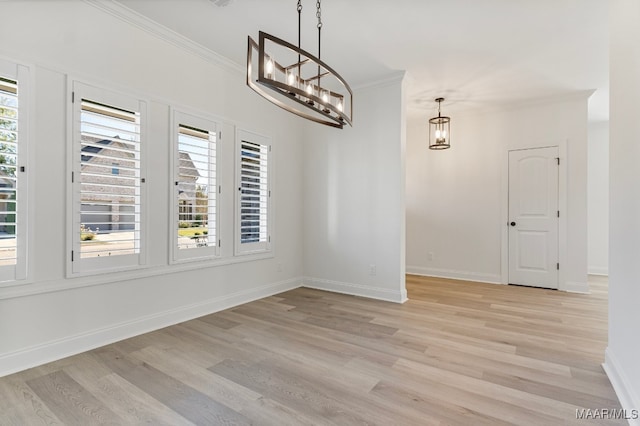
(316, 0), (322, 86)
(297, 0), (302, 84)
(297, 0), (302, 49)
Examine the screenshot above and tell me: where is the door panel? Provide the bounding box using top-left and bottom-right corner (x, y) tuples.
(508, 147), (559, 289)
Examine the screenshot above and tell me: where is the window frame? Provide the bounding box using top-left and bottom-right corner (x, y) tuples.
(234, 128), (272, 256)
(67, 80), (148, 277)
(170, 109), (220, 264)
(0, 58), (29, 284)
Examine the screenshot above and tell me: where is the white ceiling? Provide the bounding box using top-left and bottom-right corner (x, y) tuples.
(116, 0), (609, 121)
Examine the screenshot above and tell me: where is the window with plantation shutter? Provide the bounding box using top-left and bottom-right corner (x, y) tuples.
(235, 129), (271, 255)
(69, 81), (146, 275)
(0, 59), (28, 283)
(171, 110), (219, 262)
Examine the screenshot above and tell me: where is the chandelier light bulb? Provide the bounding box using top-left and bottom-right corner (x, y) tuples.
(306, 82), (315, 105)
(287, 70), (295, 86)
(337, 99), (343, 112)
(266, 57), (274, 78)
(321, 90), (331, 113)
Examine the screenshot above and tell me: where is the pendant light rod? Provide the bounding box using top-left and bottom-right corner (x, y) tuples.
(436, 97), (444, 117)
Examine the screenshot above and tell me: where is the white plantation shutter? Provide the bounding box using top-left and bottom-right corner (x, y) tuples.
(70, 81), (146, 274)
(172, 110), (219, 262)
(235, 129), (271, 255)
(0, 78), (18, 268)
(0, 60), (28, 283)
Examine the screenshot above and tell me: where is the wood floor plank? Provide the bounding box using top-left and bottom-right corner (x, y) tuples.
(0, 378), (63, 426)
(129, 345), (263, 413)
(93, 347), (252, 425)
(26, 370), (122, 425)
(0, 275), (623, 425)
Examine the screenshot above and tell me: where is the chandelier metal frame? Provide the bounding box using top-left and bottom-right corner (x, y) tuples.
(246, 1), (353, 128)
(429, 97), (451, 150)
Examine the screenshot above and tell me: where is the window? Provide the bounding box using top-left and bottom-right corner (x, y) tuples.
(69, 81), (146, 275)
(0, 59), (28, 283)
(171, 110), (219, 262)
(235, 129), (271, 255)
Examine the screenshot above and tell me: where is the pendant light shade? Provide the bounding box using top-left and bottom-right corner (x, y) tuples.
(429, 97), (451, 150)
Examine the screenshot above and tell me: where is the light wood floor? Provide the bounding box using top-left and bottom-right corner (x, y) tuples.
(0, 275), (623, 425)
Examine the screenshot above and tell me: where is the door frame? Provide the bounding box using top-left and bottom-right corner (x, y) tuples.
(500, 140), (568, 290)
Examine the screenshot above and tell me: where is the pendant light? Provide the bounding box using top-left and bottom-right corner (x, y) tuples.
(429, 98), (451, 150)
(246, 0), (353, 128)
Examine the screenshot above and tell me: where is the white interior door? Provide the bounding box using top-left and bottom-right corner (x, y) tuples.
(508, 147), (559, 289)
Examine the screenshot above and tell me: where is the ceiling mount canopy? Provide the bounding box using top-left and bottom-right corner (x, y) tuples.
(247, 0), (353, 128)
(429, 97), (451, 150)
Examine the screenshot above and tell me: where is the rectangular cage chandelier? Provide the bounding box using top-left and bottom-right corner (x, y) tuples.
(247, 0), (353, 128)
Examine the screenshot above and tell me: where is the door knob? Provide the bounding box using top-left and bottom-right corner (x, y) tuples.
(510, 221), (516, 226)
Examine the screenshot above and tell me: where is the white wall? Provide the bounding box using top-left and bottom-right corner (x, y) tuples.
(406, 111), (503, 283)
(303, 75), (407, 303)
(605, 0), (640, 421)
(0, 1), (304, 375)
(406, 96), (590, 292)
(587, 121), (609, 275)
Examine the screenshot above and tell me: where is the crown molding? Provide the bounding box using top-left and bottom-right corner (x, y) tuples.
(408, 89), (597, 118)
(352, 70), (406, 92)
(83, 0), (244, 75)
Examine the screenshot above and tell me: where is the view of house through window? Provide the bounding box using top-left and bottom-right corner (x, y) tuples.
(79, 99), (141, 259)
(176, 123), (217, 251)
(0, 76), (18, 267)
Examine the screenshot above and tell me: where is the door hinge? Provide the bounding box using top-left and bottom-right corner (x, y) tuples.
(72, 91), (75, 103)
(71, 171), (74, 183)
(268, 236), (271, 243)
(556, 157), (560, 165)
(557, 210), (560, 218)
(71, 250), (74, 262)
(218, 239), (221, 248)
(219, 185), (221, 194)
(557, 263), (560, 270)
(219, 131), (222, 139)
(141, 178), (146, 183)
(20, 166), (25, 172)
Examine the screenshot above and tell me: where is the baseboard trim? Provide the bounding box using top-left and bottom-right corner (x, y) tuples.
(406, 266), (502, 285)
(603, 348), (640, 426)
(562, 281), (590, 294)
(588, 266), (609, 276)
(303, 277), (407, 303)
(0, 277), (302, 378)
